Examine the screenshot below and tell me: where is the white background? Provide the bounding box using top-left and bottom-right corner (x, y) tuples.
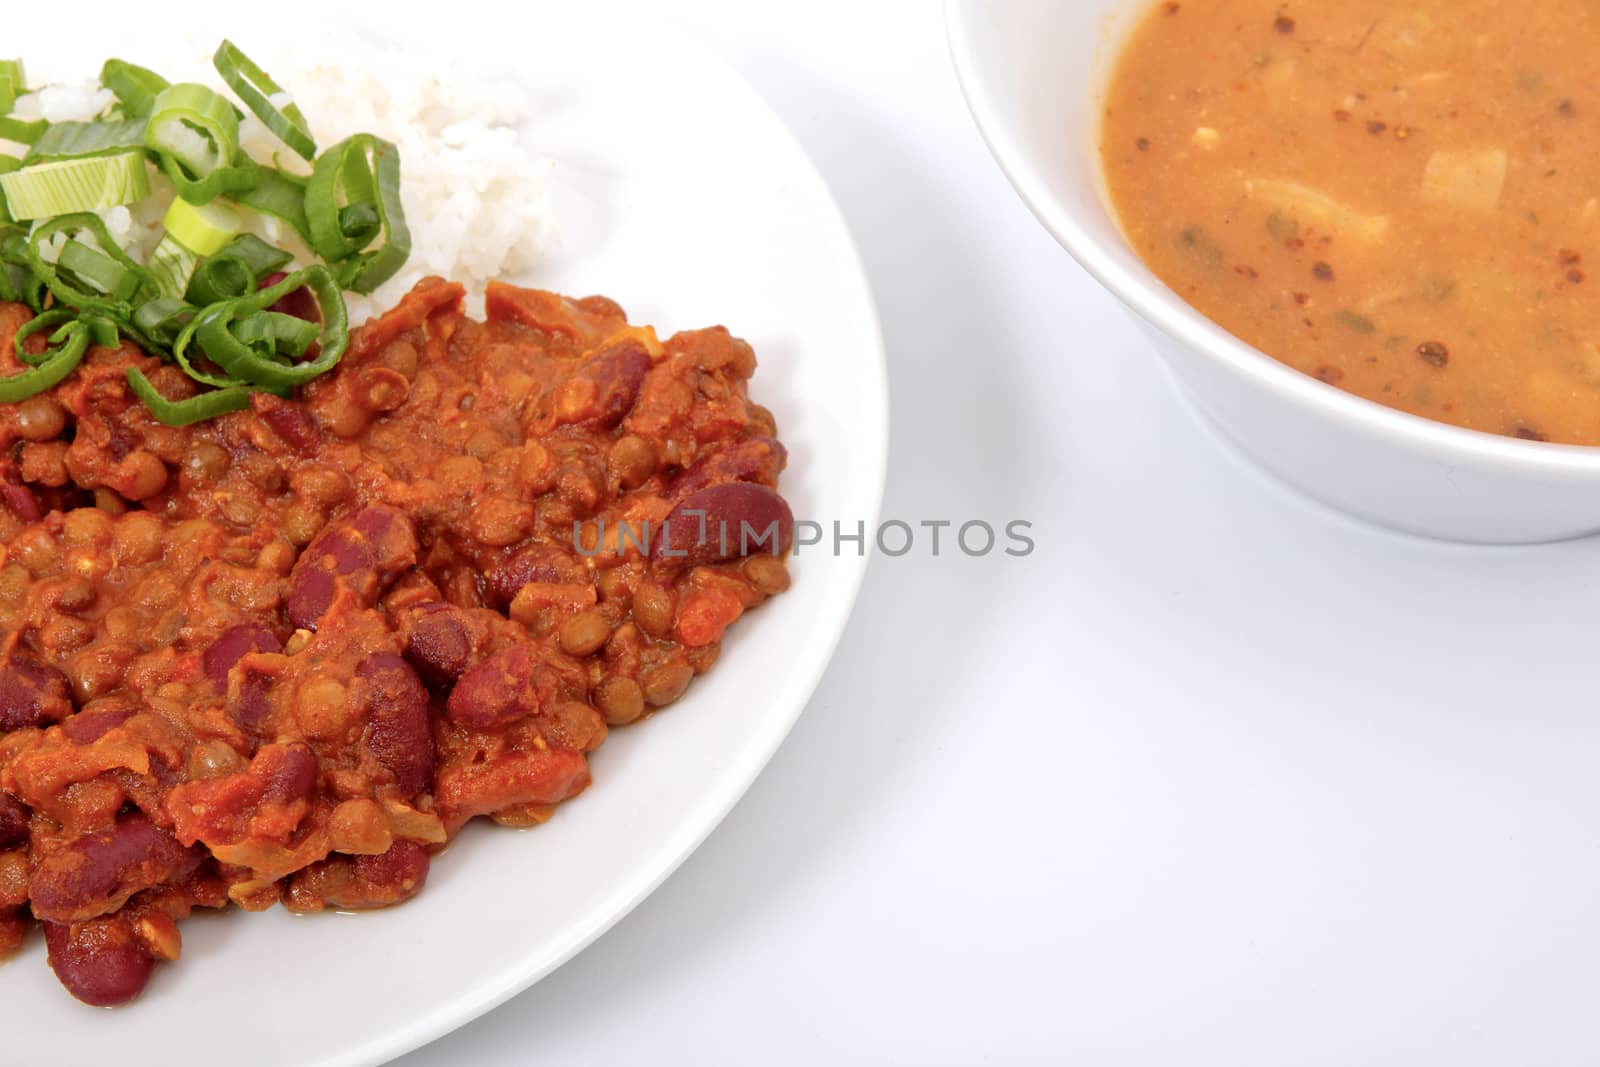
(402, 2), (1600, 1064)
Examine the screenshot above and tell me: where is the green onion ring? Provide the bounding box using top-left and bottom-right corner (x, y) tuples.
(26, 213), (159, 315)
(213, 41), (316, 162)
(100, 59), (169, 120)
(0, 320), (90, 402)
(125, 366), (254, 426)
(192, 265), (347, 389)
(306, 134), (410, 293)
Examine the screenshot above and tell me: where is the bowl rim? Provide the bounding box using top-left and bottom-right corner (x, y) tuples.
(944, 0), (1600, 479)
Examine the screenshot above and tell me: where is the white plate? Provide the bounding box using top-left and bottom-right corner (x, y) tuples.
(5, 6), (888, 1064)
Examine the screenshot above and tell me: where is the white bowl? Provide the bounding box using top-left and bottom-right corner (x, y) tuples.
(948, 0), (1600, 544)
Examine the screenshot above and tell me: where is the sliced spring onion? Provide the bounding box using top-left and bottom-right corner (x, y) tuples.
(59, 237), (145, 302)
(164, 196), (241, 256)
(26, 213), (158, 314)
(229, 164), (309, 242)
(26, 118), (148, 162)
(213, 41), (315, 162)
(0, 116), (46, 145)
(0, 320), (90, 402)
(233, 310), (318, 357)
(147, 233), (199, 298)
(146, 83), (256, 204)
(100, 59), (169, 120)
(0, 154), (19, 222)
(0, 150), (149, 220)
(12, 309), (75, 364)
(0, 60), (23, 115)
(0, 225), (42, 309)
(185, 233), (291, 306)
(306, 134), (409, 293)
(125, 366), (253, 425)
(192, 265), (347, 389)
(130, 296), (194, 347)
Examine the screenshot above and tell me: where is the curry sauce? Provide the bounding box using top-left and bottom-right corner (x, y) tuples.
(1102, 0), (1600, 445)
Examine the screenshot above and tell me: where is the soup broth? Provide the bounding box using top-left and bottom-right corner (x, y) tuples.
(1102, 0), (1600, 445)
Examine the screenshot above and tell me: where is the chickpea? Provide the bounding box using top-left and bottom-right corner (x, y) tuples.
(469, 496), (533, 547)
(742, 555), (791, 596)
(14, 395), (66, 442)
(19, 441), (69, 486)
(183, 441), (232, 485)
(12, 528), (61, 575)
(558, 610), (612, 657)
(62, 508), (114, 548)
(220, 492), (262, 527)
(641, 662), (694, 707)
(188, 740), (246, 780)
(632, 580), (676, 638)
(119, 451), (170, 501)
(595, 676), (646, 725)
(352, 366), (412, 413)
(377, 338), (420, 379)
(466, 427), (504, 460)
(608, 435), (657, 489)
(281, 501), (325, 547)
(114, 512), (166, 565)
(54, 577), (97, 614)
(291, 465), (351, 509)
(328, 798), (393, 856)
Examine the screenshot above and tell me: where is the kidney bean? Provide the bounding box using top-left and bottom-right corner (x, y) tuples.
(285, 839), (429, 913)
(0, 792), (28, 849)
(357, 654), (435, 796)
(29, 814), (204, 923)
(669, 436), (787, 499)
(572, 338), (651, 427)
(44, 918), (156, 1007)
(404, 605), (474, 687)
(202, 624), (282, 690)
(61, 706), (137, 745)
(231, 669), (274, 740)
(286, 504), (418, 629)
(260, 743), (319, 803)
(351, 839), (429, 901)
(0, 650), (73, 732)
(260, 271), (320, 324)
(445, 646), (541, 729)
(487, 541), (588, 608)
(0, 478), (41, 522)
(653, 483), (794, 567)
(253, 394), (322, 453)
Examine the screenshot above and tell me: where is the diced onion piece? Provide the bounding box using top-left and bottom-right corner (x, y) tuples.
(147, 232), (200, 298)
(0, 150), (149, 220)
(1420, 149), (1508, 215)
(163, 196), (241, 256)
(1243, 178), (1391, 243)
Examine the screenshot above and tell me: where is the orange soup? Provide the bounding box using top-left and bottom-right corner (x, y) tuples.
(1102, 1), (1600, 445)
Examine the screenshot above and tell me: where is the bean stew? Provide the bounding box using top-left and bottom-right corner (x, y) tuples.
(0, 277), (793, 1004)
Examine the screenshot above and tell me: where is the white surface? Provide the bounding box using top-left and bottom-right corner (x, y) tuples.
(397, 2), (1600, 1066)
(5, 5), (885, 1064)
(947, 0), (1600, 545)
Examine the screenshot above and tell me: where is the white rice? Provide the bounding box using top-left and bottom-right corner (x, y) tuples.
(7, 32), (554, 322)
